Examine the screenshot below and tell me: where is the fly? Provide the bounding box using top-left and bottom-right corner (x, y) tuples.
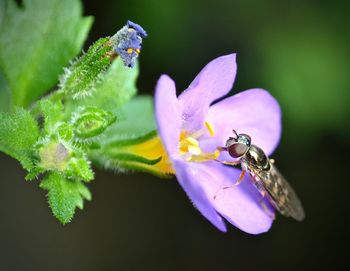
(216, 130), (305, 221)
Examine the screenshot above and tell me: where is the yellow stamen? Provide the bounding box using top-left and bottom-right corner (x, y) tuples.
(185, 137), (199, 146)
(205, 121), (215, 137)
(178, 123), (218, 163)
(136, 49), (141, 54)
(127, 48), (133, 54)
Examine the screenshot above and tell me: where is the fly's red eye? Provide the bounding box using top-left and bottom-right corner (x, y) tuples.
(227, 143), (248, 158)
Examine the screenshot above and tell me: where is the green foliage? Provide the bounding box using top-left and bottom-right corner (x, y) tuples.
(60, 37), (112, 98)
(0, 108), (39, 169)
(89, 96), (169, 176)
(0, 0), (93, 108)
(0, 70), (11, 112)
(71, 107), (117, 139)
(90, 58), (139, 109)
(65, 58), (139, 113)
(103, 95), (156, 141)
(40, 172), (91, 224)
(39, 99), (64, 133)
(0, 0), (158, 224)
(66, 157), (94, 182)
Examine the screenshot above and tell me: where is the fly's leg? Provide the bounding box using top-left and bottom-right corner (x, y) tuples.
(215, 159), (241, 167)
(213, 170), (246, 200)
(234, 169), (246, 186)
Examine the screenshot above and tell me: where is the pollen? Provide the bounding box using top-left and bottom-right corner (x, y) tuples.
(136, 49), (141, 54)
(127, 48), (133, 54)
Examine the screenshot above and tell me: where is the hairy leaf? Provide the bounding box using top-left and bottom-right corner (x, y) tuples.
(0, 107), (39, 169)
(40, 172), (91, 224)
(0, 0), (93, 108)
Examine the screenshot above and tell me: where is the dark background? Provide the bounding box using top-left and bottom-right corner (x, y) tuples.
(1, 0), (349, 270)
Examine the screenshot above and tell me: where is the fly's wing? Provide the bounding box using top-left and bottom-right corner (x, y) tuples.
(250, 163), (305, 221)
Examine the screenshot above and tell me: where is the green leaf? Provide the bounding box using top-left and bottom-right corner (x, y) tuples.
(102, 95), (156, 143)
(66, 157), (94, 182)
(0, 107), (39, 169)
(40, 172), (91, 224)
(0, 0), (93, 108)
(91, 58), (139, 109)
(0, 68), (11, 112)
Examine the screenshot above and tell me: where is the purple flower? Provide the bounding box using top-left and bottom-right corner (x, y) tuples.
(154, 54), (281, 234)
(111, 20), (147, 68)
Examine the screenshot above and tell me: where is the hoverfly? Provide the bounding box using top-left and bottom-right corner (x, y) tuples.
(216, 130), (305, 221)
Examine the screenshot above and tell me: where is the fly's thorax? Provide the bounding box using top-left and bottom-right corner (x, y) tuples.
(244, 145), (270, 170)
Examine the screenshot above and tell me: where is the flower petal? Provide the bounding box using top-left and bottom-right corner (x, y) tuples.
(208, 162), (274, 234)
(155, 75), (182, 156)
(175, 160), (274, 234)
(178, 54), (237, 132)
(173, 159), (227, 232)
(206, 88), (281, 156)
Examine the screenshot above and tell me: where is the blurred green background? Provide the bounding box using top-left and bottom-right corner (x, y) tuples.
(1, 0), (349, 270)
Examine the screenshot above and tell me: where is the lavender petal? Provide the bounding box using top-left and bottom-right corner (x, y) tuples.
(173, 159), (227, 232)
(178, 54), (237, 132)
(207, 88), (282, 156)
(154, 75), (182, 156)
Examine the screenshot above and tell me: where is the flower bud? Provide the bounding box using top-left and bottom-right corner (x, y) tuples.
(72, 107), (116, 139)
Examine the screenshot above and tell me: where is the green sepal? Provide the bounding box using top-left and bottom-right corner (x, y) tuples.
(40, 172), (91, 224)
(90, 130), (173, 177)
(109, 153), (161, 166)
(104, 130), (158, 148)
(60, 37), (112, 99)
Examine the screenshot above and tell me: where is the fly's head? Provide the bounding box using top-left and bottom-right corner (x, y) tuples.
(225, 130), (251, 158)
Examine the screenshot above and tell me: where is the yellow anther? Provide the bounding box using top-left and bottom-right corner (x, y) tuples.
(205, 122), (215, 137)
(127, 48), (133, 54)
(185, 137), (199, 147)
(179, 123), (218, 163)
(136, 49), (141, 54)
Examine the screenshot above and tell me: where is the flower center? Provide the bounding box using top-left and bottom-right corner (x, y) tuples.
(179, 122), (219, 162)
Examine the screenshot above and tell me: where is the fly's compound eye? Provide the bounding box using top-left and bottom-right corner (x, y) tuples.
(227, 142), (248, 158)
(225, 137), (236, 148)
